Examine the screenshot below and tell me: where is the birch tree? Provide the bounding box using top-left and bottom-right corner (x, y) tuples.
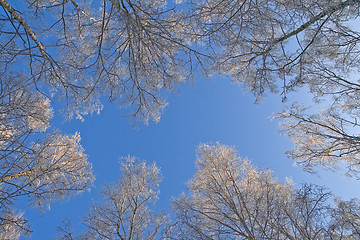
(80, 157), (167, 240)
(54, 144), (360, 239)
(3, 0), (360, 176)
(171, 143), (294, 239)
(170, 143), (360, 239)
(327, 198), (360, 238)
(186, 0), (360, 100)
(0, 0), (200, 123)
(276, 104), (360, 177)
(0, 76), (94, 239)
(0, 1), (189, 236)
(183, 0), (360, 175)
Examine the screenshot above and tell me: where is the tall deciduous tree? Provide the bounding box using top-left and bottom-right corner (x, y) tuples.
(0, 76), (94, 239)
(0, 0), (200, 123)
(55, 144), (360, 239)
(170, 143), (360, 239)
(184, 0), (360, 175)
(80, 157), (167, 240)
(3, 0), (360, 177)
(186, 0), (360, 100)
(0, 0), (190, 237)
(276, 104), (360, 176)
(2, 0), (360, 237)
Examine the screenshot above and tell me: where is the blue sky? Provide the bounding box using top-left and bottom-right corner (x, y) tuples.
(22, 75), (360, 239)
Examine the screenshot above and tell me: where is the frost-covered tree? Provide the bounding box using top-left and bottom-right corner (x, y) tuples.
(80, 157), (167, 240)
(276, 104), (360, 177)
(0, 0), (200, 123)
(183, 0), (360, 175)
(186, 0), (360, 100)
(53, 144), (360, 239)
(2, 0), (360, 236)
(327, 198), (360, 238)
(170, 143), (360, 239)
(0, 76), (94, 239)
(3, 0), (360, 177)
(0, 209), (29, 240)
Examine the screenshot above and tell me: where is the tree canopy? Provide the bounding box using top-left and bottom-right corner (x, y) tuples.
(56, 157), (167, 240)
(81, 157), (167, 240)
(55, 144), (360, 239)
(170, 144), (360, 239)
(0, 76), (94, 238)
(182, 0), (360, 174)
(1, 0), (360, 238)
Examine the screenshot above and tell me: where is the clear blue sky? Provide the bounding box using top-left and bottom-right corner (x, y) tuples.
(23, 76), (359, 239)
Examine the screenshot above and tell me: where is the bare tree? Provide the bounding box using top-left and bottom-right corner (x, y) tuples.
(170, 143), (359, 239)
(0, 1), (193, 237)
(171, 143), (293, 239)
(56, 218), (76, 240)
(0, 1), (200, 238)
(327, 198), (360, 238)
(278, 184), (331, 239)
(181, 0), (360, 176)
(0, 75), (94, 238)
(53, 144), (360, 240)
(2, 0), (360, 237)
(185, 0), (360, 100)
(276, 104), (360, 177)
(0, 208), (30, 240)
(0, 0), (201, 123)
(80, 156), (167, 240)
